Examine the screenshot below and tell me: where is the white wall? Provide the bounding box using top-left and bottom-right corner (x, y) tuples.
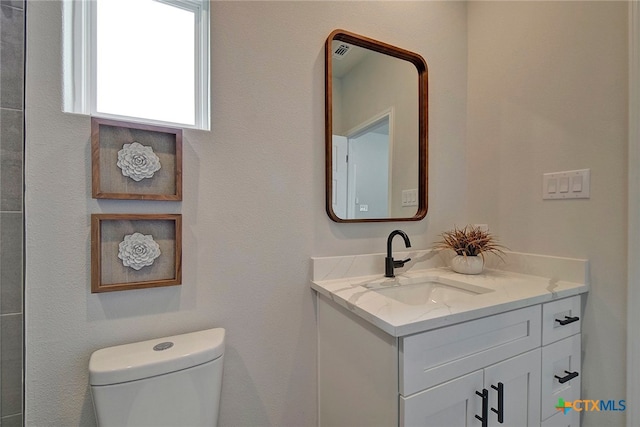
(467, 2), (628, 425)
(25, 1), (468, 425)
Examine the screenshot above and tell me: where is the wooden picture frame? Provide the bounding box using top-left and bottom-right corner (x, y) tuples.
(91, 214), (182, 293)
(91, 118), (183, 200)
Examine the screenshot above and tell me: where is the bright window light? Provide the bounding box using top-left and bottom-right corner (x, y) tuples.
(96, 0), (195, 125)
(63, 0), (210, 130)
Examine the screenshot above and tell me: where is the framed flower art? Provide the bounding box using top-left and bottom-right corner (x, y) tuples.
(91, 118), (182, 200)
(91, 214), (182, 293)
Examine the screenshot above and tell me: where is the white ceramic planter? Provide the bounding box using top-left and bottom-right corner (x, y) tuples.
(450, 255), (484, 275)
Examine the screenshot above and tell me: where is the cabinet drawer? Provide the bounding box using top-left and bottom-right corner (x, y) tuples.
(400, 305), (541, 396)
(541, 409), (580, 427)
(541, 334), (581, 421)
(542, 296), (581, 346)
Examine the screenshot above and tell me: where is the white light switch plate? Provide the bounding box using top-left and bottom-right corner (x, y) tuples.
(401, 189), (418, 207)
(543, 169), (590, 200)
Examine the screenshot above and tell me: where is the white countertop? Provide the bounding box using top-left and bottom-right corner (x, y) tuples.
(311, 251), (589, 337)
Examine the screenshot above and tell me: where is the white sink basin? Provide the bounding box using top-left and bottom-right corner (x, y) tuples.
(364, 276), (493, 306)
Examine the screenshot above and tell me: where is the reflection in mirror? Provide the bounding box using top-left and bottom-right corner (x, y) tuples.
(325, 30), (428, 222)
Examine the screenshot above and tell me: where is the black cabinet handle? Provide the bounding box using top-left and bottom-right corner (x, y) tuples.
(555, 315), (579, 326)
(475, 389), (488, 427)
(491, 382), (504, 423)
(555, 370), (579, 384)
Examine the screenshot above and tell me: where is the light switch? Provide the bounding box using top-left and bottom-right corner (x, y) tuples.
(543, 169), (590, 200)
(571, 176), (583, 192)
(401, 189), (418, 207)
(559, 177), (570, 193)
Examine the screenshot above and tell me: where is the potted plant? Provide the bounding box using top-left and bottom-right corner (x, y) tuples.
(432, 225), (506, 274)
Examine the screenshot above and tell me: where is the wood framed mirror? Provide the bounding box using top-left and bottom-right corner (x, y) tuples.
(325, 29), (428, 222)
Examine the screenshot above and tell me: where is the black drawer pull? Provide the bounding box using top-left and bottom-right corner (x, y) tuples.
(555, 370), (579, 384)
(555, 315), (579, 326)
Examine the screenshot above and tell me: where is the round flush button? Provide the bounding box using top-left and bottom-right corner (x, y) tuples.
(153, 342), (174, 351)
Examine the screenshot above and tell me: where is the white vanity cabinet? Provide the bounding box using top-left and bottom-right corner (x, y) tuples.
(399, 305), (542, 426)
(317, 294), (583, 427)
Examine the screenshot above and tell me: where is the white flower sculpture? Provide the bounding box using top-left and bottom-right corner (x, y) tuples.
(118, 232), (161, 271)
(117, 142), (161, 182)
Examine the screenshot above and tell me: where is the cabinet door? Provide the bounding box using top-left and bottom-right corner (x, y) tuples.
(400, 370), (484, 427)
(484, 349), (541, 426)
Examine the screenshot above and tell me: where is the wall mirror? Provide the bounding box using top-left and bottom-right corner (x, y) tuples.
(325, 29), (428, 222)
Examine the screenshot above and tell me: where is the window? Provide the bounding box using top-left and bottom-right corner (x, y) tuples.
(63, 0), (210, 129)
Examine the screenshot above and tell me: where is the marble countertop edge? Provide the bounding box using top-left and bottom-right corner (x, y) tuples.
(311, 266), (588, 337)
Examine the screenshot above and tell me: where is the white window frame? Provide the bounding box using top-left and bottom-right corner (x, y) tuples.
(63, 0), (210, 130)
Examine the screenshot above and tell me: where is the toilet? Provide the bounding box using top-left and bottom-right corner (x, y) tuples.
(89, 328), (225, 427)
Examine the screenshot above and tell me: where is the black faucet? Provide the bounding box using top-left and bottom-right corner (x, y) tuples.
(385, 230), (412, 277)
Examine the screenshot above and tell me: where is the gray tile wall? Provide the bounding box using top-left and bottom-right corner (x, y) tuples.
(0, 0), (23, 425)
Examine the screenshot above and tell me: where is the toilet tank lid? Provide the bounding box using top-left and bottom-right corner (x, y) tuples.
(89, 328), (225, 386)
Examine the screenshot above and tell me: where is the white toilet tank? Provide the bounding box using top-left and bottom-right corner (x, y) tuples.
(89, 328), (225, 427)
